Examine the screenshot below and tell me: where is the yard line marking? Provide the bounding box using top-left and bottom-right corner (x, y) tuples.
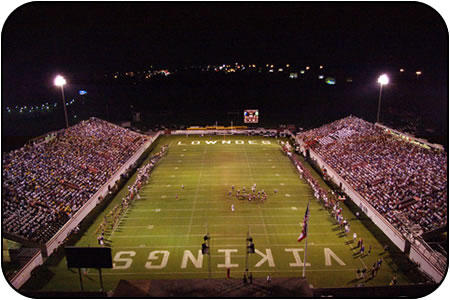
(112, 232), (334, 238)
(141, 181), (308, 187)
(103, 269), (359, 276)
(112, 242), (352, 249)
(130, 206), (317, 212)
(186, 146), (206, 238)
(123, 215), (319, 219)
(120, 222), (334, 228)
(244, 144), (270, 245)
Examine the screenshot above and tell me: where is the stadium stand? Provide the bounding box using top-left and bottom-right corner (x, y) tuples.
(2, 118), (147, 243)
(297, 116), (447, 237)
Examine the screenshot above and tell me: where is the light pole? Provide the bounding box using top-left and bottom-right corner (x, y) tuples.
(54, 75), (69, 128)
(376, 74), (389, 124)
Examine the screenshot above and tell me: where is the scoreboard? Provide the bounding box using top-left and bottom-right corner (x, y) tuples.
(244, 109), (259, 123)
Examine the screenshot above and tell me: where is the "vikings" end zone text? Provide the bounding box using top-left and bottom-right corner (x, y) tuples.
(112, 248), (346, 270)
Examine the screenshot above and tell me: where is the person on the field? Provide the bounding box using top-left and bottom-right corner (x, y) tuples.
(390, 274), (397, 285)
(361, 267), (366, 279)
(377, 257), (383, 269)
(243, 273), (247, 284)
(231, 204), (235, 212)
(181, 184), (184, 189)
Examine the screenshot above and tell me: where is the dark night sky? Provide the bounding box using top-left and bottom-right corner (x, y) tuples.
(2, 3), (448, 74)
(1, 1), (448, 129)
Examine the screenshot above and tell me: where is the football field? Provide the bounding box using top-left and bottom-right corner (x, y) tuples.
(40, 135), (416, 292)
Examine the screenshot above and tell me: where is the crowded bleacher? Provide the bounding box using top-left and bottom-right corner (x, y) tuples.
(298, 116), (447, 236)
(2, 118), (147, 243)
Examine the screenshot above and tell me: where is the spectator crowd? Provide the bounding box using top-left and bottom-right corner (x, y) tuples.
(2, 118), (147, 243)
(298, 116), (447, 237)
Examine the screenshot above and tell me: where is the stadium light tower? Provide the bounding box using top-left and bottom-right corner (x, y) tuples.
(376, 74), (389, 124)
(54, 75), (69, 128)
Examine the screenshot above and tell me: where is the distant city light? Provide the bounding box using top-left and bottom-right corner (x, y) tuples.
(79, 90), (87, 95)
(319, 65), (324, 69)
(416, 70), (422, 76)
(300, 70), (305, 74)
(305, 66), (310, 70)
(286, 64), (290, 68)
(289, 73), (298, 79)
(377, 74), (389, 85)
(318, 75), (324, 79)
(400, 68), (405, 72)
(325, 77), (336, 85)
(278, 68), (283, 72)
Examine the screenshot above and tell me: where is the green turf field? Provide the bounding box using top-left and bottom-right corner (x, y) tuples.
(39, 135), (419, 292)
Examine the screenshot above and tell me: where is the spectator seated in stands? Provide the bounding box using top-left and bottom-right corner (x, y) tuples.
(2, 118), (147, 243)
(298, 116), (447, 237)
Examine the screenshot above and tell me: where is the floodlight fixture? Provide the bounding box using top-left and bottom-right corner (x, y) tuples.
(377, 74), (389, 85)
(54, 75), (66, 87)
